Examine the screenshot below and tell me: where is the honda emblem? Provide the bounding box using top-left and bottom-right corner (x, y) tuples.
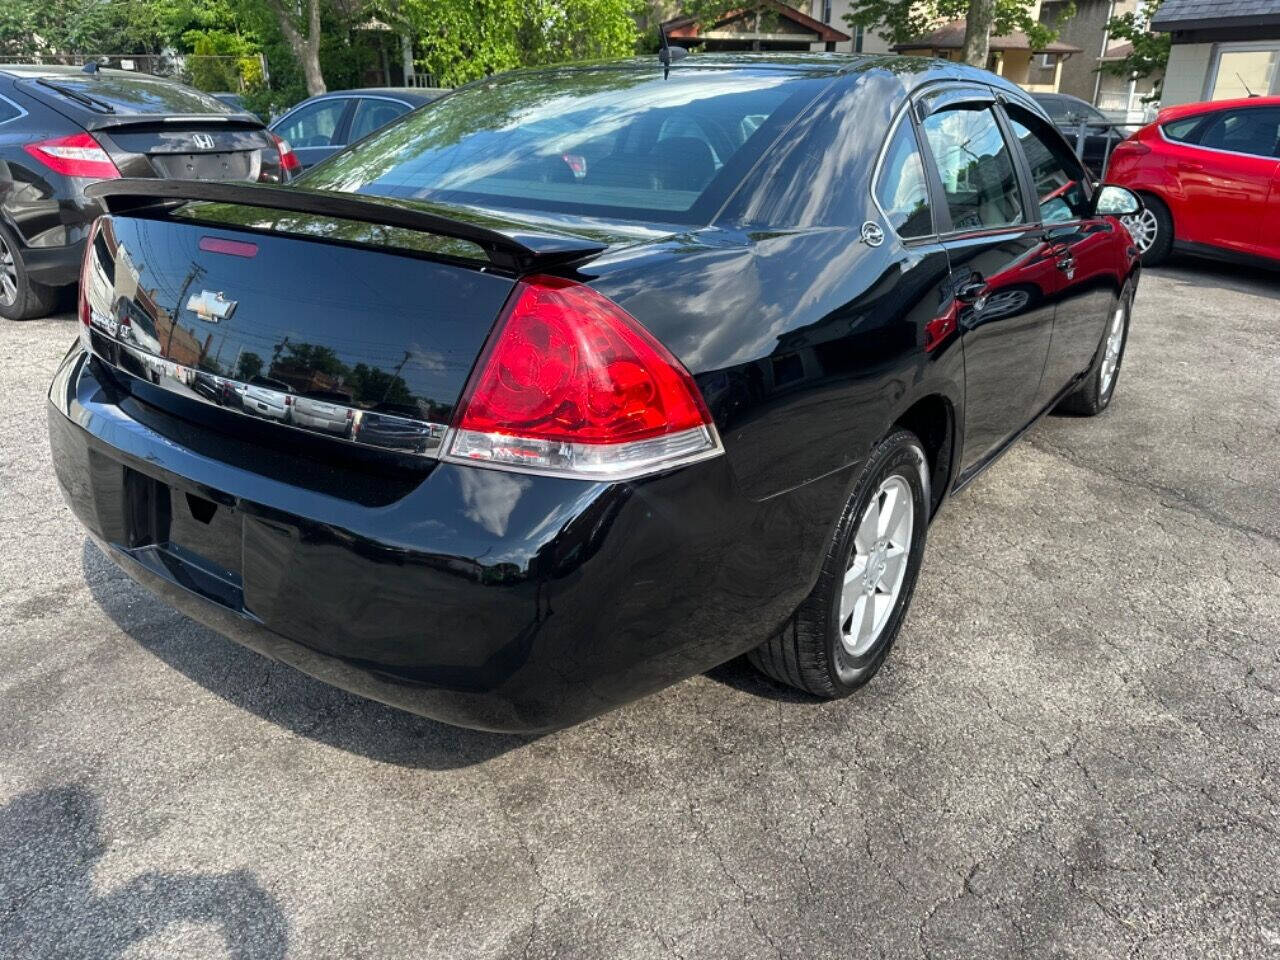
(192, 133), (216, 150)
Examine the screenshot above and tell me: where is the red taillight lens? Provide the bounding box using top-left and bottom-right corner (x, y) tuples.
(272, 133), (301, 175)
(78, 221), (99, 327)
(446, 276), (720, 479)
(25, 132), (120, 180)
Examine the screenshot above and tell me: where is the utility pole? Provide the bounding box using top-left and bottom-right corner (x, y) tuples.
(168, 262), (206, 356)
(962, 0), (997, 68)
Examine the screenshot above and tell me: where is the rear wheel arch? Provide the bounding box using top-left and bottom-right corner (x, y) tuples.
(888, 393), (955, 517)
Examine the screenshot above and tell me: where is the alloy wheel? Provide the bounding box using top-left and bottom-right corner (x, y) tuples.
(1099, 298), (1127, 397)
(840, 474), (913, 657)
(0, 234), (16, 308)
(1121, 208), (1158, 254)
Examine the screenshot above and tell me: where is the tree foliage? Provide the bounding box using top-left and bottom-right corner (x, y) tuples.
(396, 0), (640, 87)
(844, 0), (1065, 52)
(1101, 0), (1169, 92)
(1, 0), (642, 113)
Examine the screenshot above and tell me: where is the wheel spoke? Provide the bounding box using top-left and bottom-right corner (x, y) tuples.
(877, 484), (900, 538)
(880, 549), (907, 588)
(855, 500), (879, 555)
(855, 592), (876, 647)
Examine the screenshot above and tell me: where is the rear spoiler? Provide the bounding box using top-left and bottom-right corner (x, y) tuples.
(84, 179), (608, 273)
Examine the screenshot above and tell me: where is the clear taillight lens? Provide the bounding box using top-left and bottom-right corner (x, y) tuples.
(444, 275), (721, 480)
(25, 132), (121, 179)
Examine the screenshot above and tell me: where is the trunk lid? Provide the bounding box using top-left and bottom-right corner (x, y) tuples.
(82, 212), (518, 454)
(100, 122), (277, 181)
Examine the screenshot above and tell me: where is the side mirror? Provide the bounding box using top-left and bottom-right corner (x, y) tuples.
(1093, 184), (1142, 217)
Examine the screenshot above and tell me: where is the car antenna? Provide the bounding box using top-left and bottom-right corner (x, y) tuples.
(1236, 73), (1258, 97)
(82, 59), (100, 74)
(658, 23), (687, 80)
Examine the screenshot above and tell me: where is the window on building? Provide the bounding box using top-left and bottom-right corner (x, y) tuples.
(1208, 44), (1280, 100)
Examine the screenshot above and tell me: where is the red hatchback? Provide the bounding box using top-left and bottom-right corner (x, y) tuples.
(1106, 96), (1280, 266)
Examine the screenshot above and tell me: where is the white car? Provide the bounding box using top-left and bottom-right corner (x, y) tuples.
(242, 377), (293, 422)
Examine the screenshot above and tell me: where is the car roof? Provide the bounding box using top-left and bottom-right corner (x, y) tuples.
(1157, 94), (1280, 124)
(303, 88), (440, 101)
(469, 53), (1027, 99)
(0, 63), (177, 82)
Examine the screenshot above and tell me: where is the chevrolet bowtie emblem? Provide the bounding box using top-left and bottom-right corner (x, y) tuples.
(186, 289), (237, 323)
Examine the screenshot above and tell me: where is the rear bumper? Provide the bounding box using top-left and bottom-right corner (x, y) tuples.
(49, 345), (848, 731)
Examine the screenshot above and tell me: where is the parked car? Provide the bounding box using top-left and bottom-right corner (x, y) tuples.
(269, 88), (447, 170)
(51, 56), (1142, 732)
(1106, 95), (1280, 267)
(1031, 92), (1125, 177)
(292, 391), (355, 437)
(241, 376), (293, 422)
(0, 64), (295, 321)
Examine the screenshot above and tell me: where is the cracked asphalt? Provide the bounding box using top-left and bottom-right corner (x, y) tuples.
(2, 263), (1278, 959)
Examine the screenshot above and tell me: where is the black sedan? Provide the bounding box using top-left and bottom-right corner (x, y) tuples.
(0, 64), (292, 320)
(49, 55), (1142, 732)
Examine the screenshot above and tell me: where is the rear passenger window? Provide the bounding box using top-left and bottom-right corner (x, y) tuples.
(0, 97), (18, 124)
(1162, 116), (1202, 143)
(1004, 106), (1091, 222)
(874, 120), (933, 237)
(921, 105), (1024, 231)
(276, 99), (348, 148)
(1197, 107), (1280, 158)
(349, 99), (408, 142)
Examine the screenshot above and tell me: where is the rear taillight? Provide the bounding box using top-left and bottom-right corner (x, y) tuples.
(25, 132), (120, 180)
(444, 275), (721, 480)
(78, 221), (98, 327)
(272, 133), (301, 176)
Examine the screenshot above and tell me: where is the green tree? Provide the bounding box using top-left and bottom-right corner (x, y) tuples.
(1100, 0), (1169, 99)
(398, 0), (640, 87)
(235, 351), (264, 382)
(844, 0), (1066, 53)
(263, 0), (327, 95)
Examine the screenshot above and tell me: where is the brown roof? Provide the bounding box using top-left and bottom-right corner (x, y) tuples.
(891, 20), (1082, 54)
(1098, 41), (1134, 61)
(664, 0), (850, 43)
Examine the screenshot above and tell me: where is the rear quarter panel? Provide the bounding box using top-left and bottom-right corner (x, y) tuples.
(589, 69), (964, 509)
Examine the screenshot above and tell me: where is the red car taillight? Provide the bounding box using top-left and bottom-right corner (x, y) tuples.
(272, 133), (301, 176)
(444, 275), (721, 480)
(78, 220), (99, 327)
(25, 132), (121, 180)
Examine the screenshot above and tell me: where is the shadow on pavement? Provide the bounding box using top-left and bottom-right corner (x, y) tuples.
(82, 539), (529, 770)
(1149, 258), (1280, 299)
(703, 655), (824, 704)
(0, 785), (287, 959)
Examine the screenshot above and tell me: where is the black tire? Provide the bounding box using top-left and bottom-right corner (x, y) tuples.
(1133, 193), (1173, 267)
(0, 223), (60, 321)
(748, 429), (930, 698)
(1056, 282), (1133, 417)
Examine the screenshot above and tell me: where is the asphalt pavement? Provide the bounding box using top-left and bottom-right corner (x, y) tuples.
(1, 263), (1277, 959)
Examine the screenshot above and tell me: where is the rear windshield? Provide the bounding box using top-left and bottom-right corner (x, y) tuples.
(302, 67), (827, 223)
(30, 74), (234, 115)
